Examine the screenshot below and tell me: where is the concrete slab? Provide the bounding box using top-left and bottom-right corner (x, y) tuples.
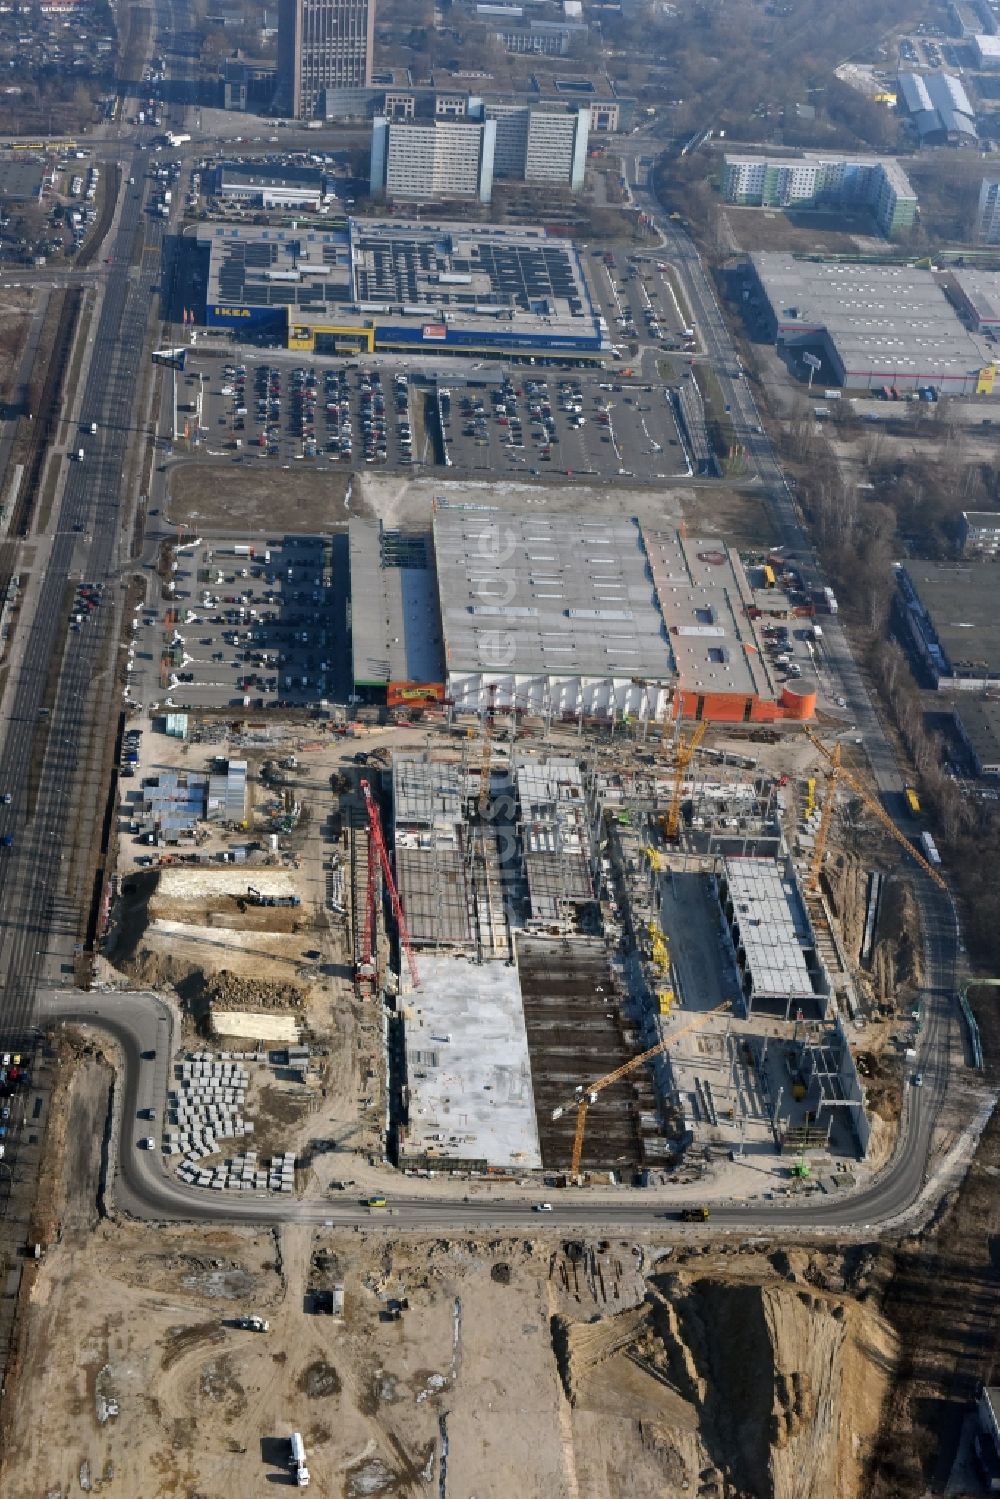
(401, 954), (541, 1169)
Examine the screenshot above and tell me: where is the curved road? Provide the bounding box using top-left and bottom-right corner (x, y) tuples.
(40, 979), (954, 1233)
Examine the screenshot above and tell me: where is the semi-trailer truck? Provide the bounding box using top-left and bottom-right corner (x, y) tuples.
(289, 1432), (310, 1487)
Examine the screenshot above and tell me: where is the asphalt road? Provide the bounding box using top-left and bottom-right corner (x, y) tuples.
(0, 0), (192, 1248)
(0, 166), (165, 1046)
(41, 986), (949, 1233)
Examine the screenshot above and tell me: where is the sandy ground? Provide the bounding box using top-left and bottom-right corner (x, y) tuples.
(0, 286), (35, 403)
(165, 463), (703, 538)
(167, 462), (351, 533)
(0, 1056), (900, 1499)
(106, 716), (917, 1201)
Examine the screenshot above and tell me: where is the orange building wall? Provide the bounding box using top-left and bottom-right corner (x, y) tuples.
(675, 687), (815, 724)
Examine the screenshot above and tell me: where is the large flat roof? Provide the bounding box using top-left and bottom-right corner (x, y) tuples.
(722, 858), (815, 1001)
(642, 529), (777, 701)
(348, 519), (443, 687)
(201, 218), (606, 349)
(432, 504), (674, 682)
(953, 696), (1000, 771)
(949, 267), (1000, 327)
(0, 161), (44, 201)
(401, 954), (541, 1167)
(902, 561), (1000, 676)
(752, 252), (987, 379)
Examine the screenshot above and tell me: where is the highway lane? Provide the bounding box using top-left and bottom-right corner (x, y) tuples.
(0, 30), (184, 1285)
(0, 0), (187, 1057)
(0, 168), (164, 1043)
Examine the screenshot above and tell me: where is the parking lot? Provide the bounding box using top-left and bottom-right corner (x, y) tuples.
(438, 370), (691, 481)
(129, 533), (349, 714)
(586, 250), (697, 356)
(174, 352), (688, 481)
(183, 359), (419, 469)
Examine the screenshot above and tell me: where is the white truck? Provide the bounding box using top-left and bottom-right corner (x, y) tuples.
(235, 1314), (269, 1332)
(289, 1432), (310, 1487)
(919, 830), (941, 868)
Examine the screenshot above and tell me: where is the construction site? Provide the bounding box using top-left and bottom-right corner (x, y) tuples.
(0, 702), (940, 1499)
(341, 703), (942, 1192)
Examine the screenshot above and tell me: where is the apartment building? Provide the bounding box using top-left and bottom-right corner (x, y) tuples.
(976, 178), (1000, 245)
(482, 102), (589, 190)
(370, 117), (497, 203)
(721, 153), (917, 237)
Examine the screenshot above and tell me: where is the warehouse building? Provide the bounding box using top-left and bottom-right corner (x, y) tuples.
(952, 698), (1000, 776)
(199, 218), (608, 357)
(947, 266), (1000, 335)
(897, 560), (1000, 689)
(433, 505), (676, 722)
(896, 70), (977, 145)
(750, 252), (995, 394)
(721, 153), (917, 238)
(430, 505), (817, 724)
(348, 519), (445, 706)
(974, 33), (1000, 67)
(643, 528), (817, 725)
(0, 161), (45, 203)
(370, 116), (497, 203)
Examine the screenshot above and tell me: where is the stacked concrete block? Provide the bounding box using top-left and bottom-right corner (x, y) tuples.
(168, 1052), (297, 1196)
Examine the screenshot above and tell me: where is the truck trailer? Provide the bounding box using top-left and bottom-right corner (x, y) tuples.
(289, 1432), (310, 1487)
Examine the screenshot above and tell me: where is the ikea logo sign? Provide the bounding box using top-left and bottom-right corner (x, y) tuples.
(213, 305), (252, 319)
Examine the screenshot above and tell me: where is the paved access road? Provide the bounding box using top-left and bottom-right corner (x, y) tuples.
(0, 161), (167, 1052)
(0, 0), (199, 1247)
(39, 983), (952, 1235)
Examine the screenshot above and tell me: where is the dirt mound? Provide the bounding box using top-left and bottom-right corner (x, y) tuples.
(825, 853), (869, 963)
(871, 877), (923, 1003)
(298, 1360), (342, 1398)
(206, 971), (307, 1011)
(825, 856), (923, 1006)
(552, 1260), (898, 1499)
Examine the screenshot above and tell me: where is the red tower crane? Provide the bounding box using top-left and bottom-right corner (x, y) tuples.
(359, 778), (421, 992)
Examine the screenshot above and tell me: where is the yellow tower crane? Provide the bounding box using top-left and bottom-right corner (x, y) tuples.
(552, 1002), (731, 1178)
(664, 719), (707, 840)
(803, 727), (947, 892)
(808, 740), (841, 894)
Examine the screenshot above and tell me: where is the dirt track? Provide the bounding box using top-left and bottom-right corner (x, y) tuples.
(0, 1044), (902, 1499)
